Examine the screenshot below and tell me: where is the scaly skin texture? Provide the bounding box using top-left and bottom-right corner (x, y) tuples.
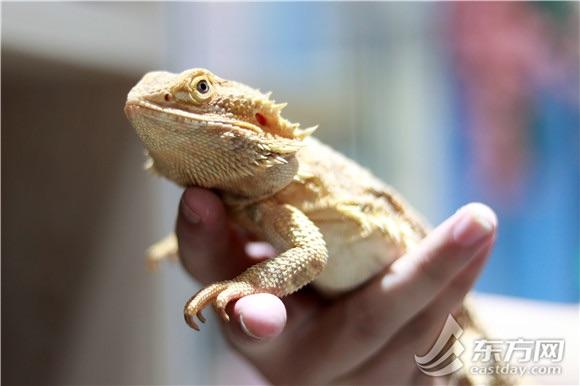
(125, 68), (512, 386)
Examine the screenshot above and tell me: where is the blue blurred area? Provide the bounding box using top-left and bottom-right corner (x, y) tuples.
(447, 2), (579, 303)
(452, 83), (579, 303)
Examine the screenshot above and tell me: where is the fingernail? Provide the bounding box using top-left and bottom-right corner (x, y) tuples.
(181, 199), (201, 224)
(239, 314), (262, 340)
(452, 204), (496, 247)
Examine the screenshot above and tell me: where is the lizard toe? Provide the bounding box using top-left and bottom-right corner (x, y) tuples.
(183, 281), (258, 329)
(184, 282), (230, 330)
(214, 282), (257, 322)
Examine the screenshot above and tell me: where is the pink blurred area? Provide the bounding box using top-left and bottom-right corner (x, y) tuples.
(451, 2), (578, 204)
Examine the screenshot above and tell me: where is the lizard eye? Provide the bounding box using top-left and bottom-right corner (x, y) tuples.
(196, 79), (209, 94)
(190, 75), (213, 103)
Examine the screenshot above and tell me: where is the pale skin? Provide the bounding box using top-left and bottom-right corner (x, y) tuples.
(176, 187), (497, 385)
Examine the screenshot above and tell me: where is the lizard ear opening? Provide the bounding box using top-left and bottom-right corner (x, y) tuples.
(255, 113), (268, 126)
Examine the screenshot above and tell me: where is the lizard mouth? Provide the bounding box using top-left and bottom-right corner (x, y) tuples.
(124, 100), (263, 135)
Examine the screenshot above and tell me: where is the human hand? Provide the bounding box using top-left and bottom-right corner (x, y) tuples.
(176, 187), (497, 385)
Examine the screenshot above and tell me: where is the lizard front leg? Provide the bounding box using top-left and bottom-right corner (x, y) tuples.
(183, 201), (328, 330)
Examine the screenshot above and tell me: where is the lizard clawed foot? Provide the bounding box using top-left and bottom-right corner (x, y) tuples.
(183, 280), (258, 330)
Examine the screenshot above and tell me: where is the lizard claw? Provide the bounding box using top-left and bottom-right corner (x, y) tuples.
(183, 309), (207, 331)
(197, 310), (206, 323)
(183, 281), (257, 330)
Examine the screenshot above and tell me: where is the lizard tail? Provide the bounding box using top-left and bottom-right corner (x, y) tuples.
(183, 282), (231, 331)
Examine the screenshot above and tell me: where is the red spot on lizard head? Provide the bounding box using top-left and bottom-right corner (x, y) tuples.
(255, 113), (267, 126)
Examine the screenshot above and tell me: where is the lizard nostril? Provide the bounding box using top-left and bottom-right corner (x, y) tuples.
(164, 93), (172, 102)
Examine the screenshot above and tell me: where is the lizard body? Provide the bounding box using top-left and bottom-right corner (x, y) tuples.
(125, 68), (512, 385)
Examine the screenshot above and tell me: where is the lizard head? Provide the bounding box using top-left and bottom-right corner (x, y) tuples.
(125, 68), (316, 193)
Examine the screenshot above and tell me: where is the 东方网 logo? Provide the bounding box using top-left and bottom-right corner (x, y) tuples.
(414, 314), (464, 376)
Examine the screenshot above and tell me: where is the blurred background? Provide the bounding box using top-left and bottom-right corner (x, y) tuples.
(2, 2), (578, 385)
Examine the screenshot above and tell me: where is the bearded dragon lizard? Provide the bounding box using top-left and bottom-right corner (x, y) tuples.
(125, 68), (513, 385)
